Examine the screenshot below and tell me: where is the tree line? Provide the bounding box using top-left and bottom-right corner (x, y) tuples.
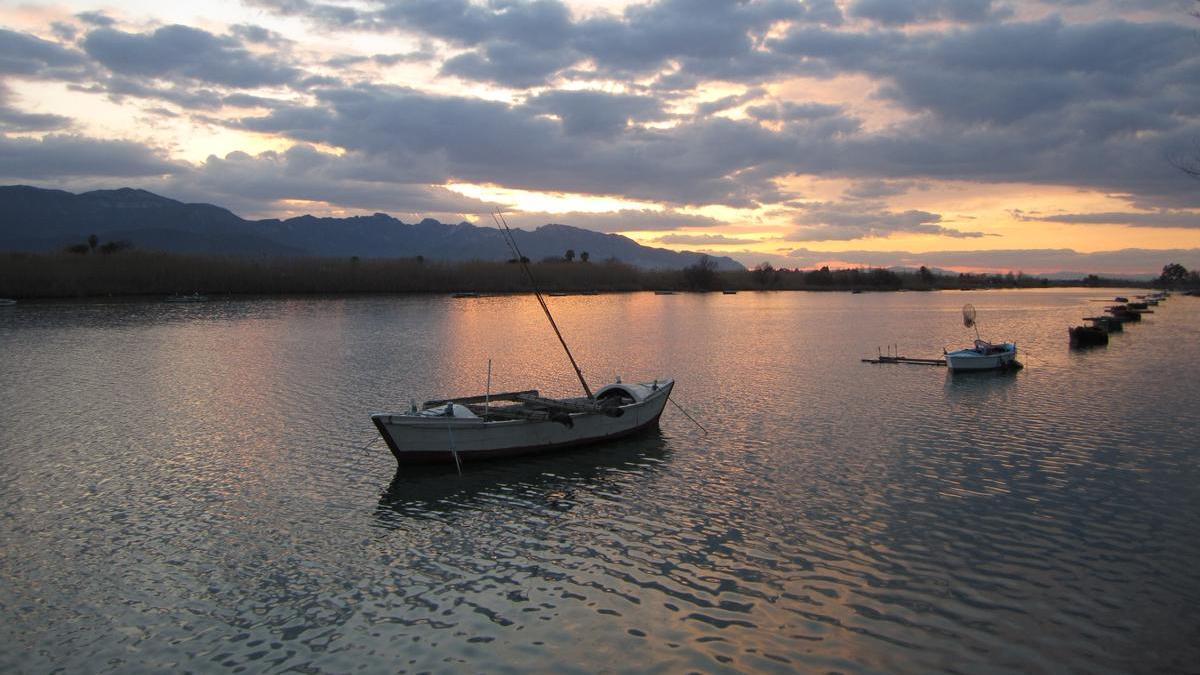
(0, 249), (1170, 299)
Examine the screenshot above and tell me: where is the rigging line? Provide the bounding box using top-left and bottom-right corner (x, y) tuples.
(358, 435), (380, 455)
(669, 396), (708, 435)
(491, 211), (594, 400)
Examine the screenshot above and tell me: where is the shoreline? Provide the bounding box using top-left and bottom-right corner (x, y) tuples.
(0, 249), (1156, 300)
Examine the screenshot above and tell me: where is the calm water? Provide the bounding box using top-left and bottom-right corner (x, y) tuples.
(2, 290), (1198, 673)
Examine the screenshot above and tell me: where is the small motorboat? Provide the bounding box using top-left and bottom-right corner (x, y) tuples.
(1069, 325), (1108, 348)
(945, 340), (1019, 371)
(1114, 296), (1128, 302)
(945, 304), (1020, 372)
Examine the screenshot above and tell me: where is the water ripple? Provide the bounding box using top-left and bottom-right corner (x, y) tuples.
(2, 291), (1199, 673)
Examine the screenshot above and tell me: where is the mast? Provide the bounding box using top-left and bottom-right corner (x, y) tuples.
(491, 211), (595, 399)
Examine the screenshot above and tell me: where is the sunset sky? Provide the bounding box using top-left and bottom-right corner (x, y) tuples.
(2, 0), (1199, 274)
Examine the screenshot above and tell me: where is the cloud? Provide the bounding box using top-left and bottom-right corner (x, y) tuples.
(522, 89), (668, 137)
(6, 1), (1200, 237)
(0, 134), (181, 179)
(654, 233), (760, 245)
(165, 145), (495, 217)
(781, 246), (1200, 276)
(848, 0), (1012, 26)
(1012, 209), (1200, 228)
(843, 179), (920, 199)
(746, 101), (844, 122)
(693, 87), (768, 116)
(239, 85), (807, 207)
(246, 0), (840, 87)
(441, 41), (577, 88)
(500, 208), (723, 233)
(82, 25), (301, 88)
(76, 11), (116, 27)
(0, 84), (72, 132)
(0, 28), (88, 78)
(785, 201), (988, 240)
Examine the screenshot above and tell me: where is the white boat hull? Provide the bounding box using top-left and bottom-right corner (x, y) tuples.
(372, 380), (673, 464)
(945, 343), (1019, 372)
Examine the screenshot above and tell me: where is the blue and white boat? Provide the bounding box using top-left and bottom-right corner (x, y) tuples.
(945, 340), (1019, 371)
(945, 304), (1020, 372)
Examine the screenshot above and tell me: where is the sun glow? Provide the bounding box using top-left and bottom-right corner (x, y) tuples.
(446, 182), (665, 214)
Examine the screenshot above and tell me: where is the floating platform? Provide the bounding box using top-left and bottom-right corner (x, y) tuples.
(861, 355), (947, 366)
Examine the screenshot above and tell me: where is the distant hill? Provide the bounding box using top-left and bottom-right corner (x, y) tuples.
(0, 185), (743, 270)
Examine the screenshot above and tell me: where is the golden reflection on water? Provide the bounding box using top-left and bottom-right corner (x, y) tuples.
(2, 290), (1198, 673)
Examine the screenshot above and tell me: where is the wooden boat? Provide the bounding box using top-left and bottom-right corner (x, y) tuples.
(1069, 325), (1108, 347)
(371, 212), (674, 467)
(372, 380), (673, 464)
(165, 292), (208, 303)
(945, 304), (1020, 372)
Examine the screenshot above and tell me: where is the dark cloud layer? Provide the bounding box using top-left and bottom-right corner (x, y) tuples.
(82, 25), (301, 87)
(0, 28), (87, 78)
(502, 208), (722, 233)
(787, 201), (989, 240)
(2, 0), (1198, 253)
(240, 85), (803, 207)
(169, 145), (494, 216)
(0, 134), (180, 179)
(782, 246), (1200, 276)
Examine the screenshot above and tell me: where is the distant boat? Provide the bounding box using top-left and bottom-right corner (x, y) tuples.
(1069, 325), (1108, 348)
(1106, 305), (1142, 322)
(548, 292), (571, 297)
(851, 289), (862, 294)
(451, 292), (481, 298)
(1085, 316), (1122, 333)
(165, 292), (208, 303)
(945, 340), (1019, 371)
(654, 291), (676, 295)
(0, 298), (16, 306)
(944, 304), (1020, 372)
(1114, 296), (1128, 302)
(722, 290), (737, 294)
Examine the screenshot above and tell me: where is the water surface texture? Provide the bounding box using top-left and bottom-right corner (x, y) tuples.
(2, 290), (1198, 673)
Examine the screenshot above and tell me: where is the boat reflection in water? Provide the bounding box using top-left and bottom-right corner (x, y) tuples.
(375, 432), (670, 522)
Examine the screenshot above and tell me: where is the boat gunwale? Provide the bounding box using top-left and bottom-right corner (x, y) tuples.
(371, 379), (674, 429)
(371, 380), (674, 464)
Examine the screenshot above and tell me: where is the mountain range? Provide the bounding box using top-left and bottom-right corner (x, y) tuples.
(0, 186), (744, 270)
